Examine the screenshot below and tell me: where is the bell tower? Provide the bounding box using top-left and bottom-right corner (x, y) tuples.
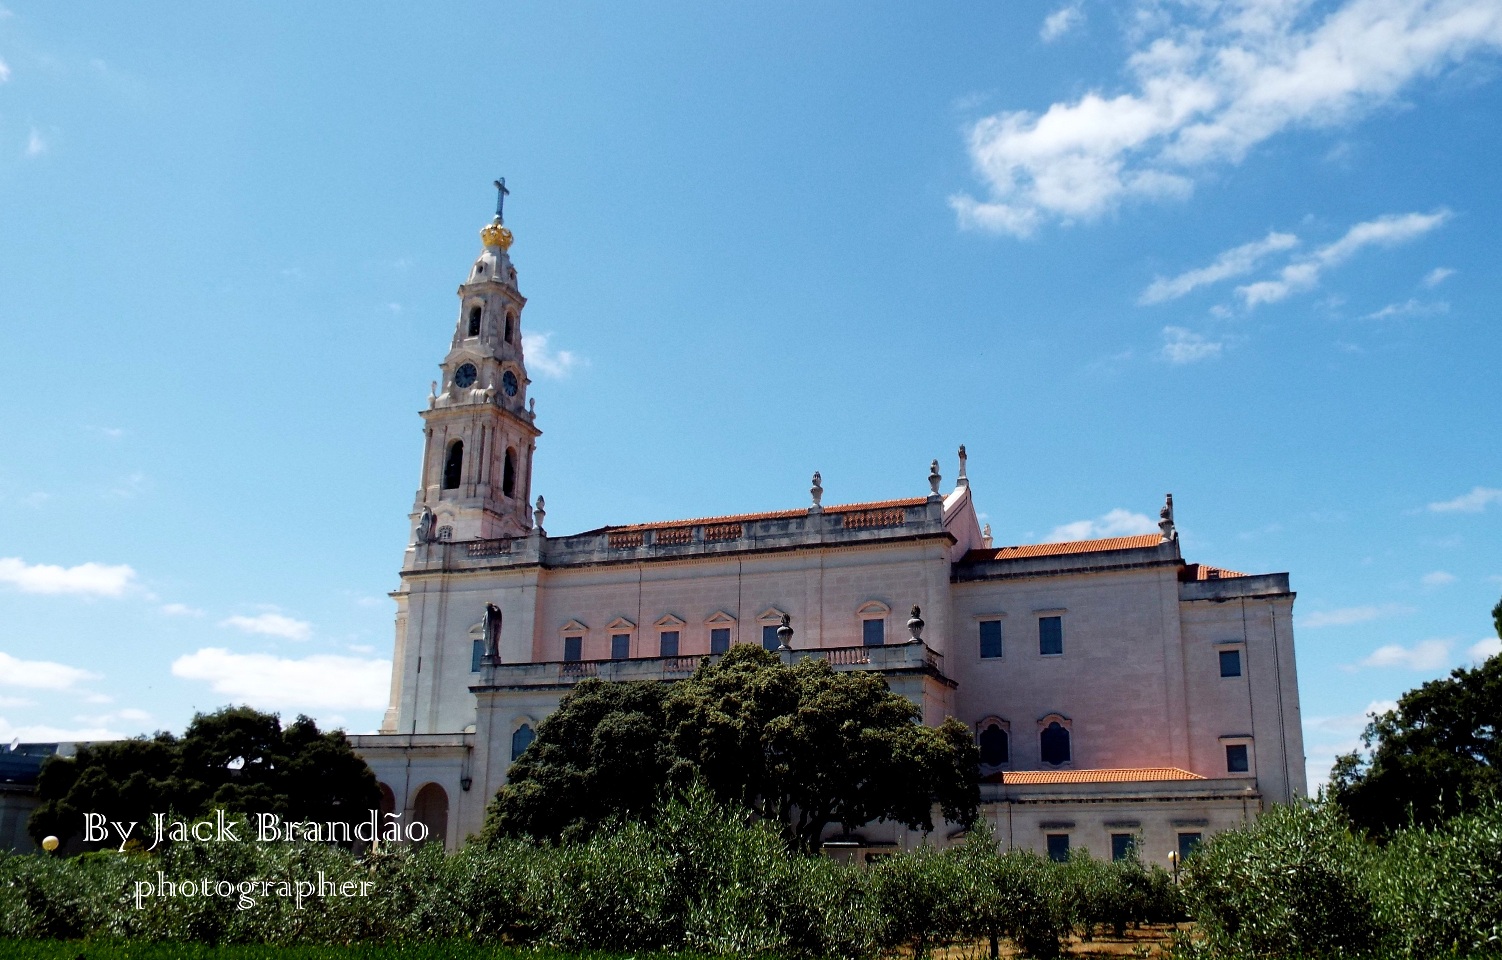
(409, 180), (541, 545)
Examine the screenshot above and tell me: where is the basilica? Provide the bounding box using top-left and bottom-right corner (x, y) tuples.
(349, 190), (1307, 865)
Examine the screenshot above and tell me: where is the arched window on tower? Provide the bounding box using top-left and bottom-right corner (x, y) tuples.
(443, 441), (464, 490)
(511, 723), (535, 761)
(467, 306), (482, 338)
(502, 448), (517, 498)
(504, 313), (514, 343)
(1040, 720), (1071, 766)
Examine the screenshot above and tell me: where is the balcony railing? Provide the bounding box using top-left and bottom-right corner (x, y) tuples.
(475, 642), (946, 689)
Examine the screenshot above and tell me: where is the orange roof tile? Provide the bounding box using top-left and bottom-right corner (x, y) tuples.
(986, 767), (1205, 785)
(599, 497), (928, 533)
(963, 534), (1164, 563)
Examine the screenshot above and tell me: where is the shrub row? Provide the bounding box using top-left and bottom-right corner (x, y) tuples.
(1, 786), (1179, 959)
(1178, 801), (1502, 959)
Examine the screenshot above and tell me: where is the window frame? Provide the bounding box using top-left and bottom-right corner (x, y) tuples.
(1110, 833), (1138, 862)
(856, 600), (890, 648)
(975, 716), (1011, 768)
(1038, 713), (1073, 767)
(1045, 833), (1070, 863)
(563, 636), (582, 662)
(1037, 612), (1065, 657)
(1220, 735), (1254, 776)
(705, 611), (737, 654)
(1216, 642), (1246, 678)
(977, 617), (1005, 659)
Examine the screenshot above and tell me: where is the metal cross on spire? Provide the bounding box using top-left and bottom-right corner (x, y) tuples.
(493, 178), (510, 223)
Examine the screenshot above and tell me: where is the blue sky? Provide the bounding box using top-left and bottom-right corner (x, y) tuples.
(1, 1), (1498, 789)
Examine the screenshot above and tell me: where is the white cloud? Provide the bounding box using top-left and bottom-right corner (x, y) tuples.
(1420, 570), (1456, 586)
(1470, 636), (1501, 661)
(953, 1), (1502, 235)
(1046, 508), (1158, 542)
(1359, 638), (1451, 670)
(25, 129), (46, 158)
(1300, 603), (1413, 628)
(220, 612), (312, 641)
(1306, 699), (1399, 735)
(1236, 210), (1451, 307)
(0, 557), (136, 597)
(0, 58), (10, 82)
(1362, 298), (1449, 320)
(1428, 486), (1502, 512)
(171, 648), (392, 711)
(1042, 4), (1085, 42)
(0, 717), (125, 744)
(159, 602), (204, 617)
(0, 651), (101, 691)
(522, 332), (583, 379)
(0, 695), (35, 708)
(1159, 325), (1224, 363)
(1140, 230), (1298, 303)
(1423, 266), (1456, 286)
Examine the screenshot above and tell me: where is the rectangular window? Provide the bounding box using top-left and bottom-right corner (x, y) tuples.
(1046, 833), (1070, 863)
(1226, 743), (1250, 773)
(979, 620), (1003, 659)
(563, 636), (582, 662)
(762, 624), (780, 650)
(710, 627), (731, 654)
(1110, 833), (1137, 862)
(1219, 649), (1243, 677)
(659, 631), (680, 657)
(1177, 832), (1203, 862)
(471, 639), (484, 672)
(611, 633), (631, 660)
(863, 618), (885, 646)
(1039, 616), (1063, 656)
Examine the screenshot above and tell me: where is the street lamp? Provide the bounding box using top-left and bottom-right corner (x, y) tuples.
(1168, 850), (1180, 884)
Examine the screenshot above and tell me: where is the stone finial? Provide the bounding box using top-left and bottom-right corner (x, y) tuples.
(776, 612), (793, 651)
(957, 444), (969, 488)
(928, 460), (942, 497)
(529, 397), (536, 417)
(810, 471), (824, 511)
(982, 523), (993, 548)
(428, 380), (438, 409)
(907, 605), (925, 643)
(533, 495), (546, 535)
(1159, 493), (1177, 542)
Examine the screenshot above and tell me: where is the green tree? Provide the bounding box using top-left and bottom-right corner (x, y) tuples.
(1330, 594), (1502, 835)
(28, 706), (378, 848)
(486, 645), (979, 849)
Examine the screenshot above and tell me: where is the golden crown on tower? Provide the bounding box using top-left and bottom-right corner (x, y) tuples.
(481, 219), (513, 251)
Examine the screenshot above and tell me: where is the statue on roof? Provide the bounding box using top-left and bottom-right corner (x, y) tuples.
(1159, 493), (1177, 542)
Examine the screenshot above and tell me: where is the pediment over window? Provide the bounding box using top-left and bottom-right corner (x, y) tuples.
(654, 614), (686, 628)
(559, 619), (589, 635)
(606, 616), (637, 631)
(1037, 712), (1072, 727)
(754, 607), (788, 624)
(704, 611), (737, 625)
(856, 600), (891, 617)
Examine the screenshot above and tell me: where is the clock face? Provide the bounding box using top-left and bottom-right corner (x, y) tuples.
(502, 370), (519, 397)
(454, 363), (478, 388)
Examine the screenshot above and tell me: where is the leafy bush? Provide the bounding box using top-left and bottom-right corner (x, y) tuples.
(1179, 802), (1379, 959)
(1366, 803), (1502, 958)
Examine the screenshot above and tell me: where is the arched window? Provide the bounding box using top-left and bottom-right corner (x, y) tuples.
(411, 783), (449, 847)
(443, 441), (464, 490)
(504, 313), (514, 343)
(467, 306), (482, 337)
(1040, 721), (1071, 766)
(511, 723), (535, 761)
(502, 448), (517, 497)
(978, 724), (1009, 766)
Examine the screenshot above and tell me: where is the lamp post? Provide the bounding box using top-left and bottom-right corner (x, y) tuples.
(1168, 850), (1180, 884)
